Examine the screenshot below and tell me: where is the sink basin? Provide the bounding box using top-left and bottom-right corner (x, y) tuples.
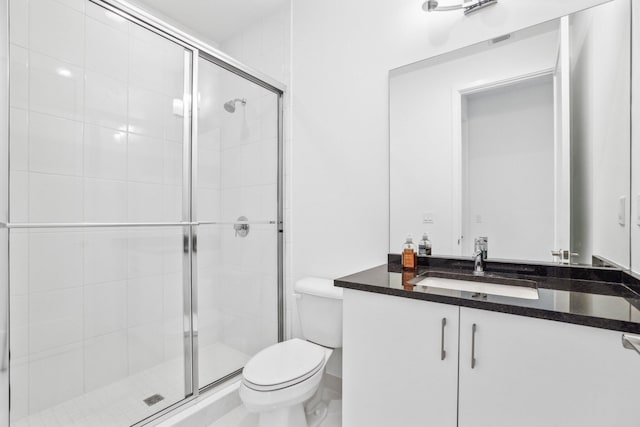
(412, 273), (539, 300)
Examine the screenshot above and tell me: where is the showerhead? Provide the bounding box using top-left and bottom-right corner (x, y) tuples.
(223, 98), (247, 113)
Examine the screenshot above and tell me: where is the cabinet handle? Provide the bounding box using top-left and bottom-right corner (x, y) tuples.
(622, 334), (640, 355)
(471, 323), (477, 369)
(440, 317), (447, 360)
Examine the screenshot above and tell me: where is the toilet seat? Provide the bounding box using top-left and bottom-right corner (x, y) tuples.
(242, 338), (326, 392)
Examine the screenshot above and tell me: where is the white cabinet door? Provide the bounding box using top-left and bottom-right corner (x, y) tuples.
(343, 289), (459, 427)
(459, 307), (640, 427)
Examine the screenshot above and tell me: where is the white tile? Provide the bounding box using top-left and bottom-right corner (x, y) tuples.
(83, 231), (128, 285)
(10, 171), (28, 222)
(10, 356), (29, 421)
(85, 71), (128, 131)
(127, 229), (164, 278)
(127, 133), (164, 184)
(164, 141), (183, 186)
(128, 86), (167, 139)
(85, 16), (128, 82)
(83, 178), (127, 223)
(10, 108), (28, 171)
(127, 182), (165, 222)
(163, 185), (182, 222)
(127, 275), (163, 327)
(85, 2), (128, 32)
(9, 231), (29, 295)
(197, 188), (221, 222)
(29, 343), (83, 414)
(10, 46), (28, 109)
(84, 125), (127, 180)
(84, 331), (127, 392)
(55, 0), (84, 12)
(29, 288), (83, 353)
(29, 112), (83, 176)
(129, 35), (167, 95)
(198, 146), (221, 189)
(29, 0), (84, 66)
(29, 231), (83, 292)
(29, 52), (84, 121)
(9, 0), (28, 47)
(10, 294), (29, 359)
(220, 147), (242, 189)
(127, 322), (164, 374)
(29, 173), (83, 222)
(162, 229), (184, 274)
(84, 281), (126, 338)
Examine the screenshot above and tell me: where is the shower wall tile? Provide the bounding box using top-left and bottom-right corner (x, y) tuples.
(129, 37), (168, 95)
(127, 181), (166, 222)
(164, 141), (184, 186)
(9, 0), (28, 47)
(29, 231), (83, 293)
(128, 86), (168, 139)
(9, 46), (28, 110)
(29, 0), (84, 66)
(29, 173), (83, 222)
(83, 124), (127, 181)
(9, 171), (28, 222)
(9, 108), (28, 171)
(84, 331), (127, 392)
(28, 112), (83, 176)
(84, 280), (127, 337)
(84, 71), (128, 130)
(83, 231), (128, 285)
(29, 287), (83, 353)
(10, 294), (29, 359)
(127, 321), (164, 375)
(83, 178), (128, 222)
(85, 1), (128, 32)
(9, 231), (29, 296)
(127, 275), (163, 327)
(29, 52), (84, 121)
(85, 17), (129, 82)
(10, 356), (29, 421)
(28, 342), (84, 413)
(128, 134), (165, 184)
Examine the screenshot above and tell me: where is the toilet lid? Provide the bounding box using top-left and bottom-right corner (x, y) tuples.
(242, 338), (325, 391)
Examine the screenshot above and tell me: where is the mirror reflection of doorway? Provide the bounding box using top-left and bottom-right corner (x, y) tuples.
(460, 74), (557, 262)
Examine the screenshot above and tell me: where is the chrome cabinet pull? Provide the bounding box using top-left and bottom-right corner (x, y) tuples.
(622, 334), (640, 355)
(471, 323), (477, 369)
(440, 318), (447, 360)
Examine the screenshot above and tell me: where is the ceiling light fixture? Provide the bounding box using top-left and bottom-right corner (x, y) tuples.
(422, 0), (498, 15)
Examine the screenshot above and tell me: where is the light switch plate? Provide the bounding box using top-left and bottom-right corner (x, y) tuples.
(619, 196), (626, 226)
(423, 212), (434, 224)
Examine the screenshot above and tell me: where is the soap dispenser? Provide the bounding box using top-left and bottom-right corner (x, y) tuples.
(402, 234), (417, 270)
(418, 233), (432, 256)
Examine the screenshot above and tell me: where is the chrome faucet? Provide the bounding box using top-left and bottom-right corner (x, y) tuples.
(473, 237), (488, 275)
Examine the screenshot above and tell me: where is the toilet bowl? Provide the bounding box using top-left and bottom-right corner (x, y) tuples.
(239, 278), (343, 427)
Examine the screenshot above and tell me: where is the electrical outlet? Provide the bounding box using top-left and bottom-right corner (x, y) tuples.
(423, 212), (434, 224)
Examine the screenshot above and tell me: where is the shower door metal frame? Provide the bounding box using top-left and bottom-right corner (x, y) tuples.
(2, 0), (287, 425)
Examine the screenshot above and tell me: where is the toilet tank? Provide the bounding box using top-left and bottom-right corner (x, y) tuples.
(295, 277), (343, 348)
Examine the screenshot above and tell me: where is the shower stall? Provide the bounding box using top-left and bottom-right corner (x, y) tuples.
(1, 0), (284, 425)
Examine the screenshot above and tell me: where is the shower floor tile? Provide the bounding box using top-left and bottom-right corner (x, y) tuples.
(11, 342), (250, 427)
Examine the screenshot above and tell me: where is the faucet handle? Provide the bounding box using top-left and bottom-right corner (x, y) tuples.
(474, 236), (488, 251)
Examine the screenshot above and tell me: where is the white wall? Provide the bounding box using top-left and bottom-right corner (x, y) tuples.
(633, 1), (640, 273)
(291, 0), (613, 376)
(389, 26), (558, 257)
(570, 0), (630, 268)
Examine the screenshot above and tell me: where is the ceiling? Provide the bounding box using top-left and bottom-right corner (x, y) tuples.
(127, 0), (288, 44)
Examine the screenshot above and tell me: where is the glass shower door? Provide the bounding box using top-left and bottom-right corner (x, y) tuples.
(8, 1), (194, 425)
(195, 56), (280, 389)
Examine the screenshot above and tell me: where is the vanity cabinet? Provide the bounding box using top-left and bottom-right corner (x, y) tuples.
(343, 289), (459, 427)
(458, 307), (640, 427)
(343, 289), (640, 427)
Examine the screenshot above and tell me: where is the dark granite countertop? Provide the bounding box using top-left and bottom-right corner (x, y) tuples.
(335, 263), (640, 334)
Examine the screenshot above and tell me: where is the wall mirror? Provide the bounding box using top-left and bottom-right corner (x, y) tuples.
(389, 0), (631, 268)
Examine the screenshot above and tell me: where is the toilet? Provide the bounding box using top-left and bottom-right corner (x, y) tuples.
(239, 277), (343, 427)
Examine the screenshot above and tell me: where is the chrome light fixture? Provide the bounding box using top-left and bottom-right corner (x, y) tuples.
(422, 0), (498, 15)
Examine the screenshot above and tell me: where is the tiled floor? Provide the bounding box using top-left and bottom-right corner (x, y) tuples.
(11, 342), (249, 427)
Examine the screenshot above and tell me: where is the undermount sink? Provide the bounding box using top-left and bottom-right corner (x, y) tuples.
(411, 272), (539, 300)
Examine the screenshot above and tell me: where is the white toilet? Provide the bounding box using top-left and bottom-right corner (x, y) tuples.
(239, 277), (343, 427)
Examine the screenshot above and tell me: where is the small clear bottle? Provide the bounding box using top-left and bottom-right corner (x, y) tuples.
(418, 233), (432, 256)
(402, 234), (417, 270)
